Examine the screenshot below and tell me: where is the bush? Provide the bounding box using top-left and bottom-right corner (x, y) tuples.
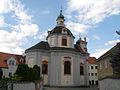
(11, 74), (22, 82)
(15, 64), (41, 81)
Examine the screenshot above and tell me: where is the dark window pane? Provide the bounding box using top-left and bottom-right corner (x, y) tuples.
(92, 73), (94, 76)
(91, 66), (93, 69)
(95, 66), (98, 69)
(42, 64), (48, 74)
(62, 38), (67, 46)
(80, 63), (84, 75)
(64, 61), (71, 75)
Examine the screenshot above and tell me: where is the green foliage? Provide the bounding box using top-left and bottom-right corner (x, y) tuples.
(0, 76), (11, 84)
(33, 65), (40, 77)
(15, 64), (41, 81)
(110, 43), (120, 77)
(15, 64), (30, 81)
(11, 74), (22, 82)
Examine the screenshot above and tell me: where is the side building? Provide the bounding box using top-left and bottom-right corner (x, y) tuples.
(97, 43), (119, 80)
(0, 52), (25, 77)
(88, 57), (98, 85)
(97, 43), (120, 90)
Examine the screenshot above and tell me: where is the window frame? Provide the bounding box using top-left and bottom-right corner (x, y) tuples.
(42, 61), (48, 75)
(64, 61), (71, 75)
(61, 36), (67, 46)
(80, 63), (84, 75)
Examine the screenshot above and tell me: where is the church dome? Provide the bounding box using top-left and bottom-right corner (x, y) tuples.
(48, 26), (73, 36)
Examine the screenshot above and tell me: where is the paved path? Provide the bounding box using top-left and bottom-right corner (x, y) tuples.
(44, 86), (98, 90)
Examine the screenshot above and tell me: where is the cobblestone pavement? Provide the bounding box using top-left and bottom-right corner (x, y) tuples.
(44, 86), (98, 90)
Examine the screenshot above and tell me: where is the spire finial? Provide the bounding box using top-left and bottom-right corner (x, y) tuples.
(60, 5), (63, 14)
(60, 10), (62, 15)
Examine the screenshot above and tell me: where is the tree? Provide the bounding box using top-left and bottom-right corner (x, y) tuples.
(110, 43), (120, 77)
(29, 68), (39, 81)
(15, 64), (30, 81)
(15, 64), (41, 81)
(0, 68), (3, 80)
(33, 65), (41, 77)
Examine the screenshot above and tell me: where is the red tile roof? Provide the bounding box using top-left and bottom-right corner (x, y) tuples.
(87, 57), (96, 64)
(0, 52), (25, 68)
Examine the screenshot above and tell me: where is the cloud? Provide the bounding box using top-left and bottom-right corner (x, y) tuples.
(0, 0), (39, 54)
(66, 0), (120, 34)
(92, 35), (101, 40)
(66, 21), (89, 35)
(90, 39), (120, 58)
(90, 48), (110, 58)
(0, 17), (5, 26)
(105, 39), (120, 46)
(0, 0), (10, 13)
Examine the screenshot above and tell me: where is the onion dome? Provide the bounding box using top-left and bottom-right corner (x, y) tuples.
(56, 10), (65, 21)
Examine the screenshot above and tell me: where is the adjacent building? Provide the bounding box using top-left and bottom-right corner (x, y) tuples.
(25, 10), (89, 86)
(97, 43), (119, 80)
(0, 52), (25, 77)
(88, 57), (98, 85)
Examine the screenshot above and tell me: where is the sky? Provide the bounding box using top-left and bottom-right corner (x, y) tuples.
(0, 0), (120, 58)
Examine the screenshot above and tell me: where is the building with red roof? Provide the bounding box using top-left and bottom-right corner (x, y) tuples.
(88, 57), (98, 85)
(0, 52), (25, 77)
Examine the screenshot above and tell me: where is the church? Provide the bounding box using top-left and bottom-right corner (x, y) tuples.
(25, 10), (89, 86)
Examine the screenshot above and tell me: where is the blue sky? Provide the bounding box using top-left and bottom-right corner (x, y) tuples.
(0, 0), (120, 58)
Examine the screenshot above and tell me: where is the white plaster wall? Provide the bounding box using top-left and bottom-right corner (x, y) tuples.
(2, 68), (8, 77)
(8, 65), (17, 76)
(58, 35), (74, 48)
(48, 35), (58, 47)
(61, 56), (73, 86)
(88, 64), (98, 82)
(48, 34), (74, 48)
(2, 66), (17, 77)
(99, 79), (120, 90)
(47, 37), (51, 46)
(26, 52), (37, 68)
(80, 76), (85, 85)
(43, 75), (48, 85)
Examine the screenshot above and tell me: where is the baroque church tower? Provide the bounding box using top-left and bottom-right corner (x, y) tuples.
(25, 10), (89, 86)
(47, 10), (74, 48)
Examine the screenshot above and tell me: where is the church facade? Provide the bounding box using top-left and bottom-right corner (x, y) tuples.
(25, 10), (89, 86)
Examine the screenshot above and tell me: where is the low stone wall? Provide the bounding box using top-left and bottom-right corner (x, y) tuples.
(6, 81), (42, 90)
(99, 78), (120, 90)
(13, 82), (35, 90)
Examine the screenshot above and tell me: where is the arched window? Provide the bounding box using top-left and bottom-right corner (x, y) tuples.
(62, 36), (67, 46)
(42, 61), (48, 75)
(80, 63), (84, 75)
(64, 61), (71, 75)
